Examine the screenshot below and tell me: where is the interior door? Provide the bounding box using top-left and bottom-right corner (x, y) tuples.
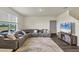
(50, 21), (57, 34)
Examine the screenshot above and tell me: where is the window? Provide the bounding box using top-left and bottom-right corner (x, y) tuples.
(0, 10), (18, 33)
(0, 10), (9, 31)
(8, 14), (18, 32)
(0, 21), (9, 31)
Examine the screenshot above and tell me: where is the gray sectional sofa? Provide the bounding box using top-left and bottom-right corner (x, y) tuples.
(0, 29), (50, 51)
(23, 29), (50, 37)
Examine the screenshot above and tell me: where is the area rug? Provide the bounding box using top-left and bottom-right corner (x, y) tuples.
(16, 37), (63, 52)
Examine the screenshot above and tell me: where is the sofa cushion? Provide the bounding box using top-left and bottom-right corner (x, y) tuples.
(42, 29), (48, 33)
(14, 31), (22, 38)
(33, 30), (38, 33)
(14, 31), (26, 38)
(21, 31), (26, 35)
(7, 35), (16, 40)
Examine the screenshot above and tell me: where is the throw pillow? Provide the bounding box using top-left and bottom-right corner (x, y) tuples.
(7, 35), (16, 40)
(34, 30), (37, 33)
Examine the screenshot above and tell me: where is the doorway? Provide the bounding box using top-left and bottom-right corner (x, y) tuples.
(50, 20), (57, 37)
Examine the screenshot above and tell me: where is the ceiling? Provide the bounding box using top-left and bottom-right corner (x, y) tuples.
(11, 7), (79, 19)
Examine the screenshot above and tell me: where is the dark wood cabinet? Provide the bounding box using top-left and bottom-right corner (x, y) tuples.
(58, 32), (77, 46)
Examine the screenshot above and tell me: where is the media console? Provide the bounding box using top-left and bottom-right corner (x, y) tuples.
(58, 32), (77, 46)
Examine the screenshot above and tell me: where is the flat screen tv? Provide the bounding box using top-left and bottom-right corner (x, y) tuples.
(60, 22), (71, 33)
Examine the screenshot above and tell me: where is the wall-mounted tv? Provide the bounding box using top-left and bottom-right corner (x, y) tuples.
(60, 22), (71, 33)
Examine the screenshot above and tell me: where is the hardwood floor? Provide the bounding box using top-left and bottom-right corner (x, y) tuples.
(0, 36), (79, 52)
(52, 36), (79, 52)
(16, 37), (63, 52)
(0, 49), (13, 52)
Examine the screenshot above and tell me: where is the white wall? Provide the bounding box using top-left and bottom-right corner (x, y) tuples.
(23, 16), (55, 32)
(0, 7), (24, 30)
(57, 11), (79, 46)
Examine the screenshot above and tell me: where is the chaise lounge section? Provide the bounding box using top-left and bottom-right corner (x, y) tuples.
(0, 31), (30, 50)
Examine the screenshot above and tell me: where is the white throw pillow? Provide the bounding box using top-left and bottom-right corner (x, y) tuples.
(7, 35), (16, 40)
(34, 30), (37, 33)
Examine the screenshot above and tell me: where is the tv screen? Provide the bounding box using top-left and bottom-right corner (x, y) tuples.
(60, 22), (71, 33)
